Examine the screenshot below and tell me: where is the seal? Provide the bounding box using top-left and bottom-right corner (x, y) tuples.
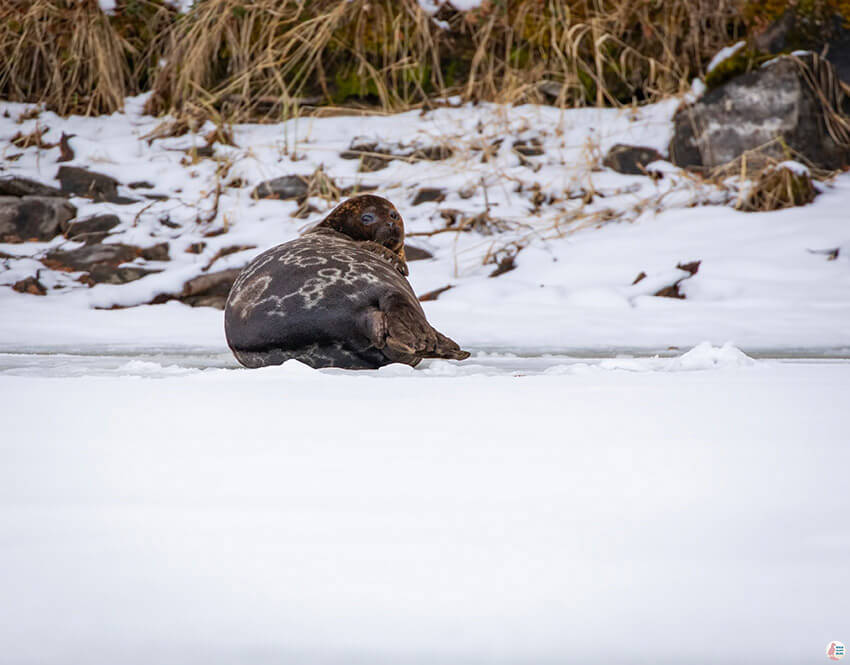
(224, 194), (470, 369)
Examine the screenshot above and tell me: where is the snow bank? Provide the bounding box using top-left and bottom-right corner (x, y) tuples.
(2, 93), (849, 354)
(1, 359), (848, 664)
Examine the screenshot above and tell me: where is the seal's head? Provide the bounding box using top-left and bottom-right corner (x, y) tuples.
(318, 195), (405, 256)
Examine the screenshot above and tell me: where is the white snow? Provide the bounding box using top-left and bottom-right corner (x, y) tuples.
(1, 353), (849, 664)
(2, 94), (849, 355)
(706, 41), (746, 74)
(419, 0), (485, 13)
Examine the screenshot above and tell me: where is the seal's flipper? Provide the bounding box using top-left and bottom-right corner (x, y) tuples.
(427, 330), (472, 361)
(360, 294), (470, 365)
(381, 294), (437, 357)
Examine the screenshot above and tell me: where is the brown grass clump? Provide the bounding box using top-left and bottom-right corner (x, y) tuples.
(0, 0), (752, 120)
(737, 164), (817, 211)
(145, 0), (447, 119)
(0, 0), (130, 115)
(0, 0), (174, 116)
(147, 0), (747, 121)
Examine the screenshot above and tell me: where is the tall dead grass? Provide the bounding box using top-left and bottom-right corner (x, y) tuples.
(0, 0), (177, 116)
(1, 0), (748, 120)
(147, 0), (747, 120)
(0, 0), (129, 115)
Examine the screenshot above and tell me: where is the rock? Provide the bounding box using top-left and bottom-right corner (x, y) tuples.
(43, 243), (140, 272)
(178, 268), (241, 309)
(141, 242), (170, 262)
(404, 244), (433, 261)
(56, 166), (136, 204)
(412, 187), (446, 206)
(752, 10), (797, 54)
(252, 175), (310, 201)
(0, 196), (77, 242)
(185, 242), (206, 254)
(340, 140), (391, 172)
(753, 10), (850, 84)
(341, 137), (452, 173)
(64, 214), (121, 244)
(0, 176), (65, 198)
(537, 79), (565, 101)
(88, 266), (158, 285)
(12, 275), (47, 296)
(603, 144), (664, 175)
(670, 54), (850, 171)
(42, 242), (155, 284)
(127, 181), (154, 189)
(513, 138), (545, 156)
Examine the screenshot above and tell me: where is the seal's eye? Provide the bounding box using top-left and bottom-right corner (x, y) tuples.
(361, 213), (375, 225)
(389, 210), (399, 221)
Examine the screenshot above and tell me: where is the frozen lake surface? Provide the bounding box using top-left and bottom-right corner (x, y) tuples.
(2, 346), (848, 665)
(2, 347), (850, 378)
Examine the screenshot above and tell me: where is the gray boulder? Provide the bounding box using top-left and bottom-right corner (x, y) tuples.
(42, 243), (156, 284)
(411, 187), (446, 205)
(670, 53), (850, 171)
(252, 175), (309, 201)
(65, 214), (121, 244)
(0, 176), (65, 198)
(56, 166), (136, 204)
(179, 269), (241, 309)
(0, 196), (77, 242)
(12, 275), (47, 296)
(603, 144), (664, 175)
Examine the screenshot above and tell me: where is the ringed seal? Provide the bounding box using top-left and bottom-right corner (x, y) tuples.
(224, 194), (470, 369)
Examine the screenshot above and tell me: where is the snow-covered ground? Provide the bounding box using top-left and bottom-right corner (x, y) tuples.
(1, 94), (849, 354)
(2, 350), (849, 664)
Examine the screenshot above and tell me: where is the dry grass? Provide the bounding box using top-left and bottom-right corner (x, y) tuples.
(0, 0), (130, 115)
(145, 0), (447, 119)
(145, 0), (746, 121)
(4, 0), (824, 122)
(737, 164), (817, 211)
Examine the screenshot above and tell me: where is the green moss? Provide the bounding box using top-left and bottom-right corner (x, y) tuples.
(401, 63), (432, 92)
(704, 50), (772, 90)
(332, 67), (379, 104)
(508, 45), (530, 68)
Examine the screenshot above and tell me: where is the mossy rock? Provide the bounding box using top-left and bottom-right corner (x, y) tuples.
(705, 49), (774, 90)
